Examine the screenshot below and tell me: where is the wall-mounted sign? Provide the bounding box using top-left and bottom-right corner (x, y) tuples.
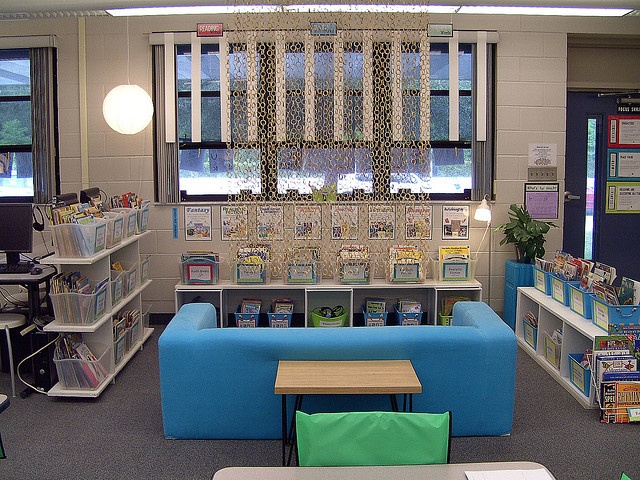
(428, 24), (453, 37)
(609, 149), (640, 180)
(609, 115), (640, 148)
(528, 143), (557, 167)
(606, 182), (640, 213)
(197, 23), (223, 37)
(310, 22), (337, 36)
(524, 182), (559, 220)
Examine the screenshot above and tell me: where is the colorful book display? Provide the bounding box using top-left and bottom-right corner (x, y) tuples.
(233, 245), (270, 284)
(387, 245), (424, 283)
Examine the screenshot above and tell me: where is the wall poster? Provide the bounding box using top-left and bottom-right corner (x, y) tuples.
(221, 205), (248, 241)
(294, 204), (322, 240)
(405, 204), (432, 240)
(442, 205), (469, 240)
(184, 206), (212, 241)
(524, 182), (559, 220)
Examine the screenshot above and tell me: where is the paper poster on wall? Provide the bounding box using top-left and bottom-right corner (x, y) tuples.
(294, 204), (322, 240)
(331, 204), (358, 240)
(528, 143), (557, 167)
(257, 205), (284, 240)
(185, 206), (212, 241)
(221, 205), (248, 240)
(608, 115), (640, 148)
(442, 205), (469, 240)
(368, 204), (396, 239)
(606, 182), (640, 213)
(405, 204), (432, 240)
(609, 150), (640, 180)
(524, 183), (559, 220)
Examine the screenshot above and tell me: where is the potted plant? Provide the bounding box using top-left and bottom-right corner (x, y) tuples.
(495, 204), (557, 263)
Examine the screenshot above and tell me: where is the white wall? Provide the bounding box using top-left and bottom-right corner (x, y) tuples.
(3, 12), (639, 315)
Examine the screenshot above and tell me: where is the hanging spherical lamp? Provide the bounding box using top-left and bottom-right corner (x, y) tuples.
(102, 84), (154, 135)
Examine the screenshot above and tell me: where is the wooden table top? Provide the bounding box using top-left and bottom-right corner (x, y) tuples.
(274, 360), (422, 395)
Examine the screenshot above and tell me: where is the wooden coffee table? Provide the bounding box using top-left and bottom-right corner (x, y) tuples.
(274, 360), (422, 466)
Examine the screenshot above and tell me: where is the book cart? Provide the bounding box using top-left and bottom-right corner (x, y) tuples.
(43, 222), (153, 398)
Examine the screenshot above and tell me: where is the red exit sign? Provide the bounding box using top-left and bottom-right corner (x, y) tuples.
(197, 23), (223, 37)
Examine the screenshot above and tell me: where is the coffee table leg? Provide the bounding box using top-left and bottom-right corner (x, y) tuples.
(390, 394), (399, 412)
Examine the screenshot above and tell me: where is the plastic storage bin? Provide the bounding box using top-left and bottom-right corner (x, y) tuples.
(394, 306), (422, 326)
(52, 218), (108, 257)
(310, 310), (348, 327)
(110, 270), (125, 306)
(543, 331), (561, 369)
(569, 353), (591, 397)
(284, 261), (321, 284)
(114, 333), (126, 365)
(54, 342), (110, 390)
(267, 311), (292, 328)
(140, 255), (151, 285)
(592, 296), (640, 332)
(234, 309), (259, 328)
(336, 259), (372, 285)
(523, 318), (538, 350)
(104, 212), (124, 249)
(136, 204), (150, 234)
(550, 276), (578, 306)
(363, 307), (388, 327)
(181, 256), (219, 285)
(533, 266), (552, 295)
(111, 208), (138, 238)
(232, 261), (270, 284)
(438, 312), (452, 326)
(431, 258), (477, 282)
(568, 284), (593, 319)
(50, 283), (108, 325)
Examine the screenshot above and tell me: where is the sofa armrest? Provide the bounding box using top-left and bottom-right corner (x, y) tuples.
(162, 302), (217, 333)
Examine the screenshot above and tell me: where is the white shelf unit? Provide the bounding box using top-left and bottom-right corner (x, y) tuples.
(44, 233), (153, 398)
(175, 278), (482, 327)
(516, 287), (603, 408)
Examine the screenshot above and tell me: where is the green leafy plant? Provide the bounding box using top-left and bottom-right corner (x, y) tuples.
(495, 204), (557, 263)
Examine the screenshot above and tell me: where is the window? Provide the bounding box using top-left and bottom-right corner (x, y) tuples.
(154, 30), (493, 203)
(0, 46), (58, 203)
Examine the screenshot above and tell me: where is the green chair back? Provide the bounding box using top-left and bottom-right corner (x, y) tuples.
(296, 410), (451, 467)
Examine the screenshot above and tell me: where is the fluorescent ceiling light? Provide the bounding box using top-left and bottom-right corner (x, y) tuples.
(457, 6), (632, 16)
(107, 4), (457, 16)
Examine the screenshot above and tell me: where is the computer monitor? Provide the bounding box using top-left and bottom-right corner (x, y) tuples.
(0, 203), (34, 265)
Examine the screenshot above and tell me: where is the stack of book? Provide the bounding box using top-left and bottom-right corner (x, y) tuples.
(592, 335), (640, 423)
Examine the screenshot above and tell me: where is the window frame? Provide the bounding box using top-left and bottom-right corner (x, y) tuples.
(156, 30), (494, 203)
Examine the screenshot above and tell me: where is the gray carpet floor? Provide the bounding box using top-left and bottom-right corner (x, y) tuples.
(0, 325), (637, 480)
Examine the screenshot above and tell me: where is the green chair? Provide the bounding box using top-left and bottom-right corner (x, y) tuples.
(295, 410), (451, 467)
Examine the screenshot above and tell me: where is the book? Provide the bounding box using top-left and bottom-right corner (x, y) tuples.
(619, 277), (640, 306)
(601, 381), (640, 423)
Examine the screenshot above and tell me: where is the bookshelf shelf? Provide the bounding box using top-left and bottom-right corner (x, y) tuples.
(516, 287), (600, 409)
(46, 234), (153, 398)
(175, 278), (482, 327)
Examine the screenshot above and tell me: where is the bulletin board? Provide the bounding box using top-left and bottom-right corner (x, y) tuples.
(524, 182), (559, 220)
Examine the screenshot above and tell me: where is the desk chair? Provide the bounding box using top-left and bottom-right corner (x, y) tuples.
(295, 410), (451, 467)
(0, 313), (27, 397)
(0, 394), (8, 458)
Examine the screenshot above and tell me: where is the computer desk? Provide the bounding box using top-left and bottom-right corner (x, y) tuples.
(0, 265), (57, 397)
(0, 265), (56, 323)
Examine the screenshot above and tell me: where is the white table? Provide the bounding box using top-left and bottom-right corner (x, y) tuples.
(212, 462), (556, 480)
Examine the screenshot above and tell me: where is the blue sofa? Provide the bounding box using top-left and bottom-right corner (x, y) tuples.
(158, 301), (517, 440)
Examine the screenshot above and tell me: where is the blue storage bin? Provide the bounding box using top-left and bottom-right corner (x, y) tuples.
(267, 311), (292, 328)
(550, 276), (579, 306)
(533, 266), (551, 295)
(362, 307), (388, 327)
(569, 353), (591, 397)
(592, 296), (640, 332)
(394, 306), (422, 326)
(568, 284), (593, 319)
(234, 309), (259, 328)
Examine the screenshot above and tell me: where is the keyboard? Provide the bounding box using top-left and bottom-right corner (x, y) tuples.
(0, 263), (33, 274)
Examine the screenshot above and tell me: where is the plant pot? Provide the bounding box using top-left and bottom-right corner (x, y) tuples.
(516, 247), (533, 264)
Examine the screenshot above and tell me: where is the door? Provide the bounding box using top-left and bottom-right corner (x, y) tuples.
(565, 91), (640, 280)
